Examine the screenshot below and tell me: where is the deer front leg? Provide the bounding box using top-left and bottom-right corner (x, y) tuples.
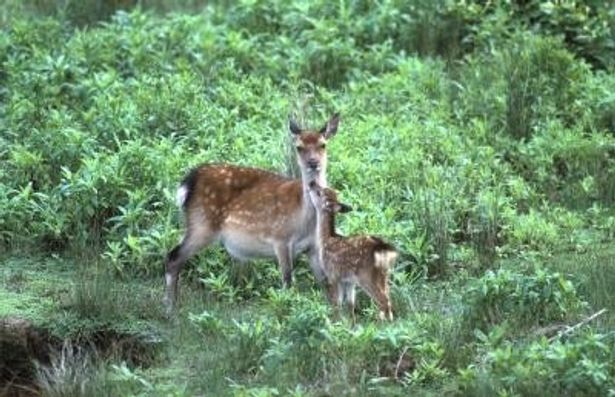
(307, 246), (327, 284)
(274, 243), (293, 288)
(326, 281), (342, 320)
(342, 282), (357, 324)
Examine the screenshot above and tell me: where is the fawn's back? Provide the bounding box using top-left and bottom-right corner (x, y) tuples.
(322, 235), (397, 282)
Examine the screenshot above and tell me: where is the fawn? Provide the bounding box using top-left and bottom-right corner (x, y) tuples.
(163, 114), (341, 313)
(308, 181), (397, 321)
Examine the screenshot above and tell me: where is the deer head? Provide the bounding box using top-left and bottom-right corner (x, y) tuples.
(308, 180), (353, 214)
(289, 113), (340, 187)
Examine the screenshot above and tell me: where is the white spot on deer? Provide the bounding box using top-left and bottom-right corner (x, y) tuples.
(165, 273), (173, 288)
(375, 250), (398, 270)
(176, 185), (188, 208)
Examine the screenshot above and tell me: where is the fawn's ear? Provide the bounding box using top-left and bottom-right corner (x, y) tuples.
(289, 116), (301, 135)
(319, 113), (340, 139)
(337, 202), (353, 213)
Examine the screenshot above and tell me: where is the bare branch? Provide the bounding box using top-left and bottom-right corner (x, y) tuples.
(394, 346), (410, 380)
(548, 309), (607, 342)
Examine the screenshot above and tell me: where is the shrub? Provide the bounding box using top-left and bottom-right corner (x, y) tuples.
(455, 33), (591, 141)
(459, 333), (615, 397)
(509, 209), (560, 252)
(227, 316), (279, 376)
(2, 3), (614, 277)
(188, 310), (224, 336)
(516, 122), (615, 209)
(469, 188), (513, 269)
(462, 268), (584, 333)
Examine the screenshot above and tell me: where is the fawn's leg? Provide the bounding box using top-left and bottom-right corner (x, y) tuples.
(325, 281), (342, 320)
(307, 246), (327, 284)
(359, 278), (393, 321)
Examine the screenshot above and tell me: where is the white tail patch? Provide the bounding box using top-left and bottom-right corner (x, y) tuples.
(374, 250), (398, 270)
(176, 185), (188, 208)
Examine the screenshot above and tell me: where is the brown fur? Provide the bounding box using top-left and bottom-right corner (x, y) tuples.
(163, 114), (341, 314)
(309, 183), (397, 321)
(185, 164), (298, 232)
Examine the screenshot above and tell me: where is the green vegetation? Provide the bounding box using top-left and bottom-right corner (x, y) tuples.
(1, 0), (615, 395)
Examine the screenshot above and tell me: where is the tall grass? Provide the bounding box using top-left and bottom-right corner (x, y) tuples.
(550, 246), (615, 329)
(35, 342), (101, 397)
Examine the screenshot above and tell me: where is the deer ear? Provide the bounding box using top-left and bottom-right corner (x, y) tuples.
(337, 202), (353, 213)
(289, 116), (301, 135)
(319, 112), (340, 139)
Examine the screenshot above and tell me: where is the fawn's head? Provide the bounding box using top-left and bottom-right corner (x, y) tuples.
(289, 113), (340, 182)
(308, 181), (353, 214)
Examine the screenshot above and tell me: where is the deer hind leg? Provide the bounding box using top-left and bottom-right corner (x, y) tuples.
(164, 223), (215, 315)
(359, 278), (393, 322)
(378, 293), (393, 322)
(375, 284), (393, 321)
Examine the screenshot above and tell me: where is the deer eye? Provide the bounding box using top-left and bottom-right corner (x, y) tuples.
(296, 146), (304, 152)
(319, 143), (326, 149)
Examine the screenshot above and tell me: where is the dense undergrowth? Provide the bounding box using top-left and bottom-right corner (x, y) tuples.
(1, 0), (615, 396)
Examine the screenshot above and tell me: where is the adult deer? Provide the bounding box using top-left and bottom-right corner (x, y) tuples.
(308, 181), (397, 321)
(163, 114), (340, 313)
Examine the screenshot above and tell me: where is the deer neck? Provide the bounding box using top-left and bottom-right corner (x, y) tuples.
(314, 207), (336, 269)
(300, 169), (327, 218)
(315, 210), (335, 277)
(317, 210), (335, 241)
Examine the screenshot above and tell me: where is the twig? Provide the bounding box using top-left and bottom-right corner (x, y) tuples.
(394, 346), (410, 380)
(548, 308), (607, 342)
(533, 323), (566, 338)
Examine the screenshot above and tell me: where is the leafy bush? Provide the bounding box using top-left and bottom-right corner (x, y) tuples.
(228, 317), (277, 375)
(469, 187), (512, 268)
(455, 33), (591, 141)
(186, 289), (449, 389)
(188, 310), (224, 336)
(2, 2), (614, 278)
(460, 333), (615, 397)
(462, 268), (584, 333)
(520, 123), (615, 209)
